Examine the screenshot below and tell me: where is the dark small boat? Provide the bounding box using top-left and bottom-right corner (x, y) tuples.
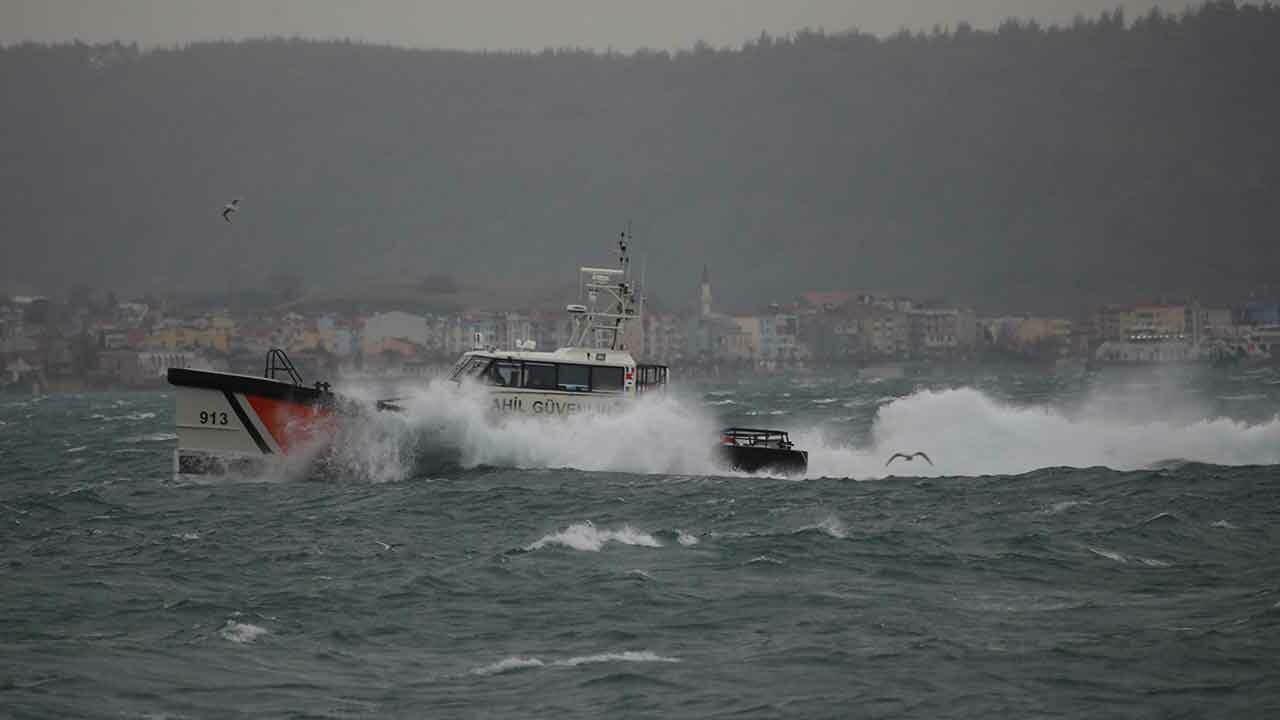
(717, 428), (808, 475)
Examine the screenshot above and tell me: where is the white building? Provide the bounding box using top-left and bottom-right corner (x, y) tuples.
(758, 313), (801, 367)
(908, 307), (977, 355)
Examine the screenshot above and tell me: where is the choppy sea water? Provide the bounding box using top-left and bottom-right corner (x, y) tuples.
(3, 366), (1280, 718)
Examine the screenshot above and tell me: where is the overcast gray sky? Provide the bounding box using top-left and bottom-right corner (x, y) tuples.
(3, 0), (1194, 51)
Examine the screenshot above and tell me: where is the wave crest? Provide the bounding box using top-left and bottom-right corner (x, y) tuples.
(526, 522), (662, 552)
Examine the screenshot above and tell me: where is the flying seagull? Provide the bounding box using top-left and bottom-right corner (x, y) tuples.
(885, 451), (933, 467)
(222, 198), (240, 223)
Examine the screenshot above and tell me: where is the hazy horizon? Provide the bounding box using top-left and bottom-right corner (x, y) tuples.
(3, 0), (1192, 52)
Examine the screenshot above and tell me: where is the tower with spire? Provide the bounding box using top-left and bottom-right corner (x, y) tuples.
(700, 265), (713, 318)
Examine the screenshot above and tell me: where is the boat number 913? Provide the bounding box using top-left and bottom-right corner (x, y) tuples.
(199, 410), (229, 425)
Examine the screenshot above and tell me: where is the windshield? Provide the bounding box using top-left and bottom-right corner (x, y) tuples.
(449, 356), (491, 381)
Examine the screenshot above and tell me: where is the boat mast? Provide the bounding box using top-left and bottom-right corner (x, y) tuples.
(566, 227), (638, 350)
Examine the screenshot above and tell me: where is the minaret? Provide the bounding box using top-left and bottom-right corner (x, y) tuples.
(700, 265), (712, 318)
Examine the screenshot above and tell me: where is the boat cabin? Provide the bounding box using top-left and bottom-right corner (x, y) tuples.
(445, 229), (668, 412)
(719, 428), (796, 449)
(450, 349), (668, 396)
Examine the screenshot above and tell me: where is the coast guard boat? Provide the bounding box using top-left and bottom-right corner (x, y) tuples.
(442, 234), (668, 415)
(168, 349), (340, 475)
(168, 233), (668, 475)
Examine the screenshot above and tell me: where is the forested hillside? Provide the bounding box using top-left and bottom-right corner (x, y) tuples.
(3, 1), (1278, 313)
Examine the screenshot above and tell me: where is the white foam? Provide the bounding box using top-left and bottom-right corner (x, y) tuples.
(1041, 500), (1090, 515)
(328, 376), (1280, 482)
(676, 529), (699, 546)
(806, 515), (848, 539)
(66, 445), (88, 454)
(795, 387), (1280, 479)
(119, 432), (177, 444)
(470, 651), (679, 676)
(1088, 547), (1127, 564)
(556, 651), (680, 667)
(526, 521), (662, 552)
(471, 656), (545, 676)
(219, 621), (268, 644)
(326, 379), (725, 481)
(89, 411), (156, 422)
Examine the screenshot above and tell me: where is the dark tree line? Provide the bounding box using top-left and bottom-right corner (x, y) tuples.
(2, 1), (1279, 314)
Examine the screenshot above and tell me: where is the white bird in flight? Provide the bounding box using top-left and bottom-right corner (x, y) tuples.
(222, 198), (240, 223)
(885, 451), (933, 467)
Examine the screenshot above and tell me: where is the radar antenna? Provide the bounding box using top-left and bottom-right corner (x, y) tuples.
(566, 225), (640, 350)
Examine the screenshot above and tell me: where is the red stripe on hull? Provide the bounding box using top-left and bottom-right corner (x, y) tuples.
(244, 395), (335, 453)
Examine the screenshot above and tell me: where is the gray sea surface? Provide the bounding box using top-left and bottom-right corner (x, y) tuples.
(2, 366), (1280, 718)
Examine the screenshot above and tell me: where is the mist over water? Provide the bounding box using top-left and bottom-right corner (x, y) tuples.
(324, 369), (1280, 482)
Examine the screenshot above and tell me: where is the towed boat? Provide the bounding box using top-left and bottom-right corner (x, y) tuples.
(717, 428), (808, 475)
(168, 232), (669, 476)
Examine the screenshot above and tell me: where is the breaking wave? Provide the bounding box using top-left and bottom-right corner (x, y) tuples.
(219, 621), (268, 644)
(322, 378), (1280, 482)
(525, 521), (663, 552)
(797, 387), (1280, 479)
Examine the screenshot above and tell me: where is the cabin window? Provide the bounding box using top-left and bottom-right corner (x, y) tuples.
(557, 364), (590, 392)
(487, 360), (521, 387)
(451, 356), (491, 380)
(522, 362), (557, 390)
(591, 366), (624, 392)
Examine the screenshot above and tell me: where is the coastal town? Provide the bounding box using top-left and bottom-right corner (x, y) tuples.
(2, 268), (1279, 394)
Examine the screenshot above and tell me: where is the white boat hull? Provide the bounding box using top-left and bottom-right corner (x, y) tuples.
(169, 367), (336, 475)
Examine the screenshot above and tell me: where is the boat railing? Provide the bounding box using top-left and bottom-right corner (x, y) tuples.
(636, 364), (669, 393)
(720, 428), (794, 449)
(264, 348), (305, 386)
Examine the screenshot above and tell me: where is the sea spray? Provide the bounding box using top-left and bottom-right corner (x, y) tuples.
(323, 379), (1280, 482)
(796, 387), (1280, 478)
(325, 379), (726, 481)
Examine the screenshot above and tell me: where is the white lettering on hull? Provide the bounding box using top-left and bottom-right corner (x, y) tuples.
(489, 394), (623, 416)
